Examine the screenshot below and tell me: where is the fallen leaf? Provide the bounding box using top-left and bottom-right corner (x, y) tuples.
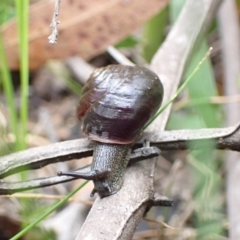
(1, 0), (168, 70)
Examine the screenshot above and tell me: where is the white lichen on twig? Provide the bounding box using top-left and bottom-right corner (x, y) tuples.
(48, 0), (61, 44)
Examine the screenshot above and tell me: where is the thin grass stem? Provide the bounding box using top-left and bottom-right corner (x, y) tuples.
(15, 0), (29, 150)
(0, 33), (19, 146)
(10, 180), (89, 240)
(144, 47), (213, 130)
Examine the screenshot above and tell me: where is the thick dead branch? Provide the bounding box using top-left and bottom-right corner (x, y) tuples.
(76, 1), (222, 239)
(65, 56), (94, 85)
(0, 138), (92, 178)
(218, 0), (240, 239)
(1, 122), (240, 180)
(0, 146), (161, 194)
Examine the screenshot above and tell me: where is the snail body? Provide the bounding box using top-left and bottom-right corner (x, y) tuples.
(58, 65), (164, 197)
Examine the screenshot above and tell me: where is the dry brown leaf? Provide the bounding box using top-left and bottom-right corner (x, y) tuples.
(1, 0), (168, 70)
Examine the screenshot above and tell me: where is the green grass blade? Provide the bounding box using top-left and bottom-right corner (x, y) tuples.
(186, 42), (219, 127)
(47, 61), (82, 96)
(142, 6), (168, 62)
(0, 33), (19, 147)
(15, 0), (29, 150)
(10, 180), (89, 240)
(144, 47), (212, 129)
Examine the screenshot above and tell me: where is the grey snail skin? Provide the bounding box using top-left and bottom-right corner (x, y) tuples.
(58, 65), (164, 198)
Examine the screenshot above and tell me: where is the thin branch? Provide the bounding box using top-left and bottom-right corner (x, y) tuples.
(145, 121), (240, 152)
(0, 170), (82, 195)
(48, 0), (61, 44)
(65, 56), (94, 85)
(106, 46), (135, 66)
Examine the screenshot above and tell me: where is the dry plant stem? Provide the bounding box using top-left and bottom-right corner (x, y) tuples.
(143, 217), (177, 230)
(107, 46), (135, 66)
(173, 95), (240, 111)
(65, 47), (134, 85)
(146, 121), (240, 152)
(48, 0), (61, 44)
(132, 230), (163, 239)
(65, 56), (94, 85)
(218, 0), (240, 239)
(76, 1), (222, 239)
(0, 169), (84, 194)
(1, 122), (240, 177)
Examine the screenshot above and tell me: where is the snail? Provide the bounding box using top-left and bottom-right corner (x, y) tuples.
(58, 65), (164, 197)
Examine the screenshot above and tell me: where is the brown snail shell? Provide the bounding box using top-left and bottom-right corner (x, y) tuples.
(78, 65), (163, 144)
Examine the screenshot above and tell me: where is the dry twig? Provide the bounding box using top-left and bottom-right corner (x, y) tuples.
(48, 0), (61, 44)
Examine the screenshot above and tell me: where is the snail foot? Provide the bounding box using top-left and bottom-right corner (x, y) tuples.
(101, 181), (112, 193)
(89, 181), (112, 198)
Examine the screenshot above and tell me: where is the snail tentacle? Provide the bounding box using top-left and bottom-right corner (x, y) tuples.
(57, 168), (111, 181)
